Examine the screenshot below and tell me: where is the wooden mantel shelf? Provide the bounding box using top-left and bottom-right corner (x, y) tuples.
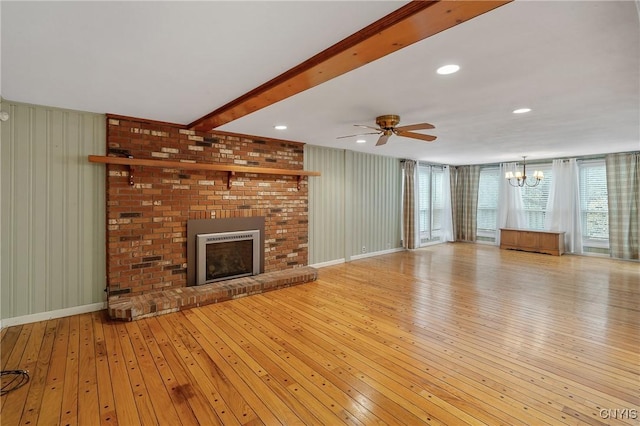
(88, 155), (320, 176)
(88, 155), (320, 189)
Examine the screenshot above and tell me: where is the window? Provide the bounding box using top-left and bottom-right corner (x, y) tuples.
(579, 160), (609, 249)
(431, 168), (444, 238)
(471, 158), (610, 254)
(417, 163), (444, 245)
(477, 167), (500, 240)
(474, 163), (552, 238)
(520, 163), (553, 230)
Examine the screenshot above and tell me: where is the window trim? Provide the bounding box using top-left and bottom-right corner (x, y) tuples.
(578, 158), (609, 249)
(417, 163), (444, 246)
(476, 166), (500, 240)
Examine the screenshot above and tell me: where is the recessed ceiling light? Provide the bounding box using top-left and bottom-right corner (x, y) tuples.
(356, 139), (366, 144)
(513, 108), (532, 114)
(436, 64), (460, 75)
(274, 125), (287, 130)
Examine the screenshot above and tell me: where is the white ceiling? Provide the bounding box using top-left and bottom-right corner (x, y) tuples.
(2, 0), (639, 165)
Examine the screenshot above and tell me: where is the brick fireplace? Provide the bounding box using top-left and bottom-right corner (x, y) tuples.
(105, 115), (310, 301)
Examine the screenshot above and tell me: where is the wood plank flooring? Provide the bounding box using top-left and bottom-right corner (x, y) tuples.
(2, 243), (638, 425)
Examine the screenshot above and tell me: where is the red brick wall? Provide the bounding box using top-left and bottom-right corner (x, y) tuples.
(105, 115), (308, 296)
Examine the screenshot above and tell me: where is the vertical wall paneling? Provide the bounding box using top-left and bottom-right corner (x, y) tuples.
(344, 150), (354, 261)
(0, 100), (106, 320)
(304, 145), (346, 264)
(305, 145), (402, 265)
(348, 151), (402, 257)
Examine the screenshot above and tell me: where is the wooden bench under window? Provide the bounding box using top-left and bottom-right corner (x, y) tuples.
(500, 228), (565, 256)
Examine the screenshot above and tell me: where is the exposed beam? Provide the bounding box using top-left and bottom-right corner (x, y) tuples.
(189, 0), (511, 132)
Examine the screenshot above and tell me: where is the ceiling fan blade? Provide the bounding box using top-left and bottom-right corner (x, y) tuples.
(336, 132), (380, 139)
(376, 133), (390, 146)
(395, 130), (437, 142)
(354, 124), (382, 131)
(395, 123), (435, 131)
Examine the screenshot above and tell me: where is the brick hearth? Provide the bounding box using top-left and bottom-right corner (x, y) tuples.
(108, 266), (318, 321)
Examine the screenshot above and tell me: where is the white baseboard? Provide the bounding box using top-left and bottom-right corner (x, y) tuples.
(350, 247), (404, 261)
(0, 302), (107, 329)
(309, 258), (346, 269)
(310, 248), (405, 267)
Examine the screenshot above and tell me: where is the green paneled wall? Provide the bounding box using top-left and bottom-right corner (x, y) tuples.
(305, 145), (346, 264)
(1, 100), (106, 320)
(0, 105), (401, 320)
(305, 145), (402, 265)
(347, 151), (402, 257)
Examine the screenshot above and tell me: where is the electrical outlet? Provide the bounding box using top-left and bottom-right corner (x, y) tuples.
(361, 246), (366, 253)
(386, 242), (391, 249)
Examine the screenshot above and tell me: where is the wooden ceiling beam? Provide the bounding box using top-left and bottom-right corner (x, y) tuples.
(189, 0), (511, 132)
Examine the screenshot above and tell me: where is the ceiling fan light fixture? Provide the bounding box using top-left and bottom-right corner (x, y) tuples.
(512, 108), (531, 114)
(436, 64), (460, 75)
(337, 114), (436, 146)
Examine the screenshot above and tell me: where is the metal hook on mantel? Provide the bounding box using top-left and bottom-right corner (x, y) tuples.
(227, 171), (235, 190)
(129, 164), (136, 186)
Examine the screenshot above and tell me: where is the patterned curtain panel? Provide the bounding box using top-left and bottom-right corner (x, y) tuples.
(451, 165), (481, 242)
(449, 167), (458, 240)
(402, 160), (418, 249)
(605, 152), (640, 260)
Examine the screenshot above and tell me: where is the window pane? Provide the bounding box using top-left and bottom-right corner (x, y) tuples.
(418, 165), (430, 235)
(417, 163), (443, 245)
(477, 167), (499, 232)
(579, 161), (609, 242)
(584, 212), (609, 239)
(520, 163), (552, 230)
(432, 168), (444, 236)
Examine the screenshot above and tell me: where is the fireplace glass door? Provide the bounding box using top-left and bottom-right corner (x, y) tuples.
(197, 230), (260, 285)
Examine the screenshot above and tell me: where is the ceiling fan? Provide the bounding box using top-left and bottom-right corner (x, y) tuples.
(337, 114), (437, 146)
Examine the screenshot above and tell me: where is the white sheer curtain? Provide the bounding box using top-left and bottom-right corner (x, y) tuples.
(441, 165), (455, 242)
(496, 162), (527, 245)
(544, 159), (583, 254)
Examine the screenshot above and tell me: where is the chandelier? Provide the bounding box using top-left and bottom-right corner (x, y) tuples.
(505, 156), (543, 187)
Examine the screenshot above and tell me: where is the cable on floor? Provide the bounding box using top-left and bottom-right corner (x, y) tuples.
(1, 370), (30, 395)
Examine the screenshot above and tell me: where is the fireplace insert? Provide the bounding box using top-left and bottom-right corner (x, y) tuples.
(196, 230), (260, 285)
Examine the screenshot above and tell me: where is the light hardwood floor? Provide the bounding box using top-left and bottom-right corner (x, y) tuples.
(2, 243), (638, 425)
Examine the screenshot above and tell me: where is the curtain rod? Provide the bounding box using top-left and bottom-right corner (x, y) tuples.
(403, 150), (637, 167)
(426, 153), (606, 168)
